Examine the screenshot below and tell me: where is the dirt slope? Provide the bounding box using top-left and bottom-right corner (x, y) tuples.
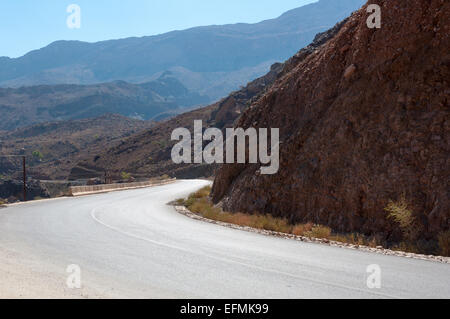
(0, 114), (152, 179)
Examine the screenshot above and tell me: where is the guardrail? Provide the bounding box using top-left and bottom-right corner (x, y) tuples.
(69, 178), (176, 196)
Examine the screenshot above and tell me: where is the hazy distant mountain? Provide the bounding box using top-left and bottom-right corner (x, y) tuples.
(0, 72), (208, 130)
(0, 0), (365, 100)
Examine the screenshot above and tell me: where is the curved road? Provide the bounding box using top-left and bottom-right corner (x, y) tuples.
(0, 180), (449, 298)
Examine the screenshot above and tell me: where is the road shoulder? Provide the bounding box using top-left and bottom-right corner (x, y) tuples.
(173, 205), (450, 264)
(0, 245), (110, 299)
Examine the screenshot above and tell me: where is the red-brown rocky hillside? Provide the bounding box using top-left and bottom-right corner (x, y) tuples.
(69, 61), (286, 180)
(212, 0), (449, 242)
(70, 21), (346, 181)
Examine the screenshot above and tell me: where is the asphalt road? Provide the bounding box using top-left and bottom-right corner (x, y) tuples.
(0, 180), (449, 298)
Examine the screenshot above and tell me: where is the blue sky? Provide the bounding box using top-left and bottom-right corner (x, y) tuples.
(0, 0), (317, 58)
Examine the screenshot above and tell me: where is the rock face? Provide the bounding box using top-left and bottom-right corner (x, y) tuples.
(212, 0), (449, 241)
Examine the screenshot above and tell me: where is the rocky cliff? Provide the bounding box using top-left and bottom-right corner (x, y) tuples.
(212, 0), (449, 242)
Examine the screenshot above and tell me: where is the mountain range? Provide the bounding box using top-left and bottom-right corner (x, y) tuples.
(0, 72), (208, 130)
(0, 0), (365, 101)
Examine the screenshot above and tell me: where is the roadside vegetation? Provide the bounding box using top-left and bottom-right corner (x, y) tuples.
(177, 187), (380, 247)
(384, 196), (416, 241)
(120, 172), (132, 181)
(177, 187), (449, 257)
(32, 150), (44, 161)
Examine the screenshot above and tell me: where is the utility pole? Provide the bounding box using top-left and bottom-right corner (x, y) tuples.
(22, 156), (27, 201)
(0, 154), (27, 201)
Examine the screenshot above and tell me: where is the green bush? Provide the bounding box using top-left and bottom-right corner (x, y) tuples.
(32, 150), (44, 160)
(121, 172), (131, 180)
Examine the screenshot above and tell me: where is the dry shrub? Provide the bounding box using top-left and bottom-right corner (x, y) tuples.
(183, 186), (210, 207)
(191, 186), (211, 199)
(367, 237), (380, 248)
(330, 233), (380, 247)
(183, 186), (295, 234)
(305, 225), (332, 239)
(384, 197), (416, 240)
(175, 198), (185, 205)
(391, 242), (420, 254)
(347, 233), (366, 245)
(292, 223), (313, 236)
(253, 214), (292, 233)
(189, 198), (219, 216)
(181, 187), (439, 254)
(228, 213), (255, 227)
